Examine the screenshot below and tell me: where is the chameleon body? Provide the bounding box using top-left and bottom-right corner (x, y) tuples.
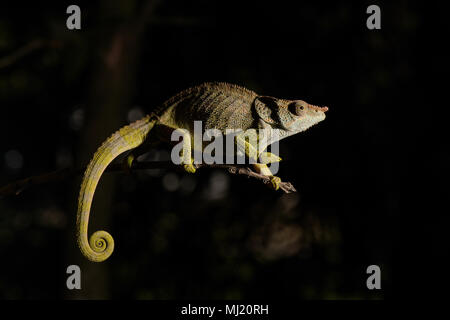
(77, 82), (328, 262)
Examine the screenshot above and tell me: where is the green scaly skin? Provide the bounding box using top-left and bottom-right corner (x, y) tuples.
(77, 82), (328, 262)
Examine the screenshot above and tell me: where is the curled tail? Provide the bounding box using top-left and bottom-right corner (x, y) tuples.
(77, 115), (156, 262)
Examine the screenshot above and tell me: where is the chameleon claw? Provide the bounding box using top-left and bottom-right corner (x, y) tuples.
(182, 157), (196, 173)
(183, 163), (197, 173)
(269, 176), (281, 190)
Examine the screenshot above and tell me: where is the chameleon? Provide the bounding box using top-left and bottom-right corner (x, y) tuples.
(76, 82), (328, 262)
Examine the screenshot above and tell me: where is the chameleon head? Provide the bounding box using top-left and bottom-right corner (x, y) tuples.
(254, 96), (328, 133)
(285, 100), (328, 132)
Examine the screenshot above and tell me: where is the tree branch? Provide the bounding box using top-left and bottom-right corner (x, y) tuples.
(0, 160), (296, 198)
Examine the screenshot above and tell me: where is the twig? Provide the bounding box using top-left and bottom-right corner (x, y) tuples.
(0, 39), (61, 69)
(192, 163), (296, 193)
(0, 160), (296, 198)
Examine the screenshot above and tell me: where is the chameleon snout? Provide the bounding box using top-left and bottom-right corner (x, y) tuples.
(309, 104), (328, 112)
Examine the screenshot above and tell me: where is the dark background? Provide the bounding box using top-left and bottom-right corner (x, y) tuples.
(0, 0), (431, 299)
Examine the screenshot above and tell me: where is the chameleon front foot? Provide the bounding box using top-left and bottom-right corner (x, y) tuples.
(269, 176), (282, 190)
(252, 163), (280, 189)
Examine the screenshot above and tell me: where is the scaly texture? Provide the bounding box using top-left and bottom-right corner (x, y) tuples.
(76, 115), (155, 262)
(76, 82), (328, 262)
(158, 82), (257, 132)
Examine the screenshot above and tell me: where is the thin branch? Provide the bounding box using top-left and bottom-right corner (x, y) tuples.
(0, 160), (296, 198)
(0, 39), (61, 69)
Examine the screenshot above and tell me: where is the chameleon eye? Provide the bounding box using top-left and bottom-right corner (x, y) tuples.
(288, 102), (304, 116)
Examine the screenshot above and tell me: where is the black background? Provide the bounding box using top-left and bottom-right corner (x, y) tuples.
(0, 0), (440, 299)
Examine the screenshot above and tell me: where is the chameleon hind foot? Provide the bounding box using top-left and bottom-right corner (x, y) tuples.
(122, 153), (135, 173)
(182, 158), (197, 173)
(183, 163), (197, 173)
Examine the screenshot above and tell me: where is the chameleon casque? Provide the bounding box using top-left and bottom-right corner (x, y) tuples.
(77, 82), (328, 262)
